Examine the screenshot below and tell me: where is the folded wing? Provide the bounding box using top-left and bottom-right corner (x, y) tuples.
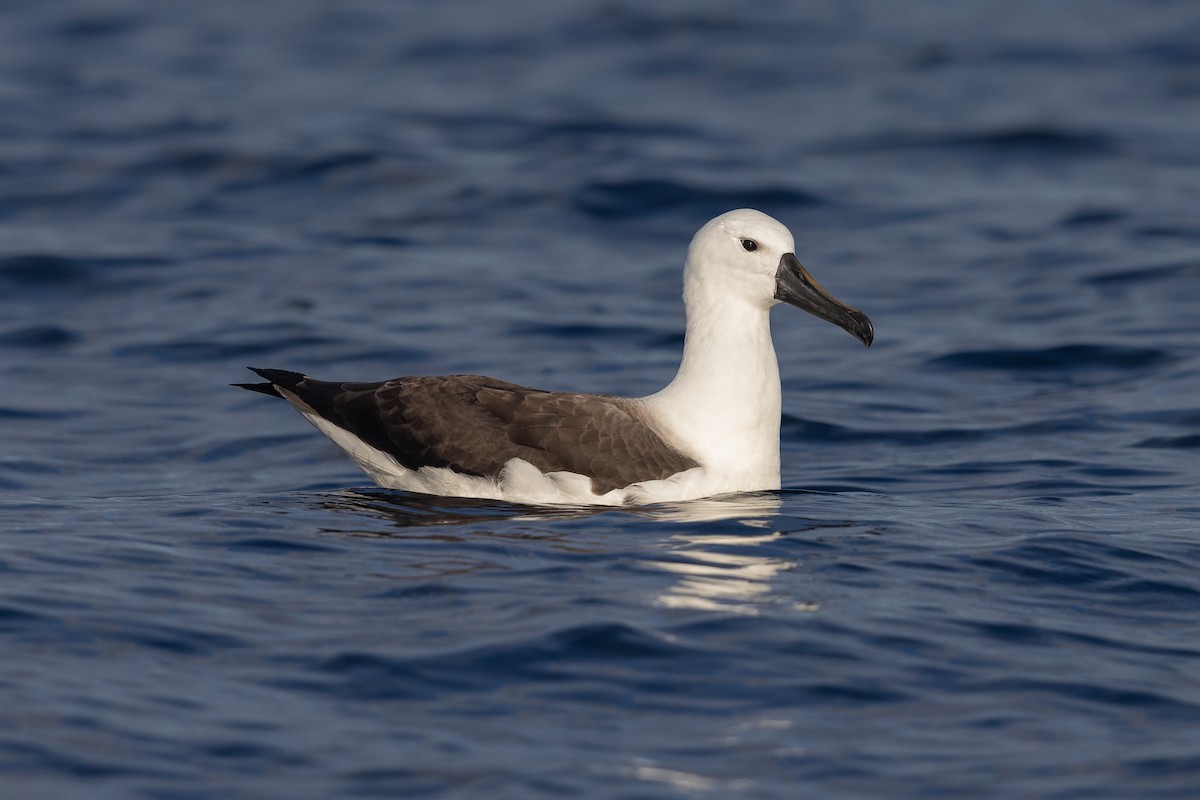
(243, 368), (698, 494)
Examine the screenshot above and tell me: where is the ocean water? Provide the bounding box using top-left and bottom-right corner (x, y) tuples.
(3, 0), (1200, 797)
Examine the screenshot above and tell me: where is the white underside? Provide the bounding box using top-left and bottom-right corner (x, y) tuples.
(296, 409), (771, 506)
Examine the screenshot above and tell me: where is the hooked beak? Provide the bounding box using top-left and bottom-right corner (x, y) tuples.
(774, 253), (873, 347)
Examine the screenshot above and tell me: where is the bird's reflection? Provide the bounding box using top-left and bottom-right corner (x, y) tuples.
(317, 489), (806, 616)
(319, 488), (591, 528)
(633, 492), (781, 523)
(318, 489), (782, 530)
(642, 528), (808, 616)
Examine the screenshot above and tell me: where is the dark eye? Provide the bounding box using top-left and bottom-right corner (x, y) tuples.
(741, 239), (758, 252)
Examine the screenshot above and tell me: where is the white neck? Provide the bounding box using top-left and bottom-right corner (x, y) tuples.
(642, 284), (782, 489)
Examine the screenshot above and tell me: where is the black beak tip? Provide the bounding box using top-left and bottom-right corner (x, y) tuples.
(852, 311), (874, 348)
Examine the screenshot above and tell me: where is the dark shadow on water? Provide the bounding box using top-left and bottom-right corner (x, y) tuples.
(319, 489), (595, 529)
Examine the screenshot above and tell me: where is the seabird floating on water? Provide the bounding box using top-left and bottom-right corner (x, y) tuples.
(236, 209), (872, 505)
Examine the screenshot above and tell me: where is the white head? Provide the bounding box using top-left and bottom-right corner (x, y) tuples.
(685, 209), (795, 309)
(684, 209), (873, 346)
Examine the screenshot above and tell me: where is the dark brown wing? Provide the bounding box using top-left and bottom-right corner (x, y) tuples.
(240, 368), (698, 494)
(473, 384), (699, 493)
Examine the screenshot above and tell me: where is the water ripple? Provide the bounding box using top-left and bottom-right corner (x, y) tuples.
(574, 178), (823, 219)
(927, 344), (1174, 372)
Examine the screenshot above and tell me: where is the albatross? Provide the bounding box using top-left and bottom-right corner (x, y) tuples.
(236, 209), (873, 505)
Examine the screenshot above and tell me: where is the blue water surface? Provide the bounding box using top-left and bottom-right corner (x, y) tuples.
(2, 1), (1200, 798)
